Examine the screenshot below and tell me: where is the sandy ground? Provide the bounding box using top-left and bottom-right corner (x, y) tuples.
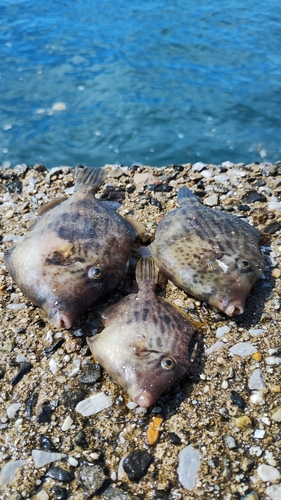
(0, 161), (280, 500)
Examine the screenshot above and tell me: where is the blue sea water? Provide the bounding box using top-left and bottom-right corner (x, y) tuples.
(1, 0), (281, 169)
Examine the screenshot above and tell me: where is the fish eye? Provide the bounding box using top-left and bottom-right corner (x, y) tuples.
(238, 259), (251, 271)
(88, 265), (104, 280)
(161, 356), (176, 371)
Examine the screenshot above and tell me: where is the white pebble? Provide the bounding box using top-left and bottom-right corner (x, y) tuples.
(216, 325), (230, 338)
(75, 392), (112, 416)
(2, 234), (23, 243)
(34, 490), (49, 500)
(257, 464), (280, 482)
(229, 342), (257, 356)
(6, 303), (27, 311)
(0, 459), (25, 485)
(266, 484), (281, 500)
(192, 162), (205, 171)
(265, 356), (281, 366)
(205, 341), (225, 355)
(49, 358), (57, 374)
(177, 445), (200, 490)
(68, 358), (81, 377)
(32, 450), (67, 468)
(265, 451), (277, 467)
(68, 457), (79, 467)
(249, 328), (264, 337)
(6, 403), (22, 419)
(126, 402), (138, 410)
(222, 381), (228, 389)
(253, 429), (265, 439)
(16, 354), (27, 363)
(250, 391), (266, 405)
(248, 369), (266, 390)
(45, 330), (53, 343)
(61, 416), (73, 431)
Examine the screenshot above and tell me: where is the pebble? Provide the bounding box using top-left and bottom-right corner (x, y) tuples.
(229, 342), (257, 356)
(40, 436), (57, 451)
(271, 407), (281, 422)
(265, 485), (281, 500)
(123, 450), (154, 481)
(205, 341), (224, 355)
(257, 464), (280, 482)
(50, 486), (68, 500)
(78, 464), (106, 492)
(230, 390), (246, 409)
(102, 485), (139, 499)
(271, 268), (281, 278)
(61, 387), (87, 409)
(250, 391), (266, 405)
(146, 415), (163, 446)
(45, 465), (74, 482)
(242, 492), (259, 500)
(79, 363), (101, 384)
(32, 450), (67, 468)
(248, 369), (266, 390)
(265, 356), (281, 366)
(242, 191), (267, 203)
(37, 404), (53, 423)
(224, 435), (237, 449)
(0, 459), (25, 485)
(33, 490), (49, 500)
(249, 328), (264, 337)
(61, 415), (73, 431)
(234, 416), (252, 429)
(6, 402), (22, 418)
(252, 352), (262, 362)
(216, 325), (230, 338)
(177, 445), (200, 490)
(204, 193), (219, 206)
(73, 430), (88, 449)
(10, 361), (33, 385)
(133, 172), (155, 186)
(75, 392), (112, 416)
(253, 429), (266, 439)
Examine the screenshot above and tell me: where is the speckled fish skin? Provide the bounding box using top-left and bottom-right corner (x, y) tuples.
(4, 167), (138, 329)
(87, 257), (195, 408)
(150, 186), (264, 316)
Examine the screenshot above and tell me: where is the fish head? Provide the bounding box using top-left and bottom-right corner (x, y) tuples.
(88, 330), (190, 408)
(207, 256), (264, 316)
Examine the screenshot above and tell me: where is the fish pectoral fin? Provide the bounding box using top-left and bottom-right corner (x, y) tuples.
(37, 197), (67, 216)
(123, 216), (146, 236)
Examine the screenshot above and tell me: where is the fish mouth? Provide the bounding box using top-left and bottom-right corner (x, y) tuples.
(223, 301), (244, 316)
(51, 310), (73, 329)
(133, 391), (154, 408)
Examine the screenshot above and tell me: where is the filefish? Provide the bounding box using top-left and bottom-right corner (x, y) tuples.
(5, 167), (140, 329)
(150, 186), (264, 316)
(87, 257), (196, 407)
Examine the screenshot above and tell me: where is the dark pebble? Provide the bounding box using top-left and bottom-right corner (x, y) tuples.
(40, 435), (57, 451)
(50, 485), (68, 500)
(123, 450), (154, 481)
(37, 404), (54, 423)
(61, 387), (87, 409)
(242, 191), (267, 203)
(197, 180), (205, 189)
(79, 363), (101, 385)
(10, 361), (33, 385)
(237, 204), (251, 212)
(264, 221), (281, 234)
(43, 338), (65, 356)
(46, 466), (74, 483)
(78, 464), (106, 492)
(0, 367), (5, 379)
(173, 164), (184, 172)
(74, 430), (88, 449)
(126, 185), (136, 194)
(230, 390), (246, 409)
(146, 183), (173, 192)
(102, 485), (140, 499)
(149, 197), (163, 209)
(16, 327), (26, 334)
(25, 391), (38, 418)
(168, 432), (182, 445)
(261, 163), (278, 177)
(5, 179), (23, 194)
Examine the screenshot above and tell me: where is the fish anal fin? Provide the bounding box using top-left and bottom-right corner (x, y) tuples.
(124, 216), (146, 236)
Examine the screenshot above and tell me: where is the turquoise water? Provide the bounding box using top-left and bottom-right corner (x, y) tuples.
(1, 0), (281, 168)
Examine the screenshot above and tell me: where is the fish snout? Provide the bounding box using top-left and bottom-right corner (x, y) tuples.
(51, 310), (74, 329)
(223, 300), (244, 316)
(133, 391), (155, 408)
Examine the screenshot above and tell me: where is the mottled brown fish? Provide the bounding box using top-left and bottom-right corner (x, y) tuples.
(5, 167), (140, 329)
(87, 257), (195, 407)
(150, 186), (264, 316)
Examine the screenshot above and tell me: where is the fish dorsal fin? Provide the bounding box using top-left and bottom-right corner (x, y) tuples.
(37, 196), (67, 216)
(74, 166), (106, 192)
(166, 301), (205, 331)
(101, 295), (135, 324)
(124, 216), (146, 236)
(177, 186), (198, 204)
(136, 257), (158, 284)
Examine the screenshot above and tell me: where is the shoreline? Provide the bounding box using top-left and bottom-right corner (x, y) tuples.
(0, 161), (281, 500)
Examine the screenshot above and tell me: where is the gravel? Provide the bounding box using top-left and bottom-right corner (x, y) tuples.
(1, 161), (281, 499)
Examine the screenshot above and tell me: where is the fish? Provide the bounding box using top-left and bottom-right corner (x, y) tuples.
(150, 186), (264, 316)
(87, 257), (196, 407)
(4, 167), (141, 329)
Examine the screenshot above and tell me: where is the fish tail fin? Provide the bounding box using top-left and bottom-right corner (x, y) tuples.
(136, 257), (158, 284)
(177, 186), (198, 204)
(74, 166), (106, 192)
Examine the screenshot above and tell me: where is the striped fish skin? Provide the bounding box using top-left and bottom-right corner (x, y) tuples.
(87, 257), (195, 407)
(150, 186), (264, 316)
(4, 167), (138, 329)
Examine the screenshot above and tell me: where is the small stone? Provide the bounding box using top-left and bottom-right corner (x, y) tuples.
(249, 328), (264, 337)
(75, 392), (112, 416)
(272, 407), (281, 422)
(74, 430), (88, 448)
(241, 457), (254, 472)
(32, 450), (67, 468)
(79, 464), (106, 492)
(192, 162), (205, 171)
(61, 416), (73, 431)
(134, 172), (156, 186)
(265, 356), (281, 366)
(79, 363), (101, 384)
(61, 387), (87, 409)
(177, 445), (200, 490)
(37, 404), (53, 423)
(266, 484), (281, 500)
(257, 464), (280, 482)
(271, 268), (281, 278)
(6, 403), (22, 418)
(242, 191), (267, 203)
(224, 435), (237, 449)
(250, 391), (266, 405)
(254, 429), (265, 439)
(229, 342), (257, 356)
(40, 436), (57, 452)
(0, 459), (25, 485)
(204, 194), (218, 206)
(123, 450), (154, 481)
(50, 486), (68, 500)
(248, 368), (266, 390)
(33, 490), (49, 500)
(5, 209), (15, 219)
(271, 385), (281, 393)
(102, 485), (139, 499)
(242, 492), (259, 500)
(252, 352), (262, 362)
(45, 466), (74, 483)
(216, 325), (230, 338)
(234, 416), (252, 429)
(230, 390), (246, 409)
(168, 432), (182, 445)
(205, 341), (224, 355)
(68, 457), (78, 467)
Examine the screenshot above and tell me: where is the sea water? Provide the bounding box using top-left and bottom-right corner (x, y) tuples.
(1, 0), (281, 168)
